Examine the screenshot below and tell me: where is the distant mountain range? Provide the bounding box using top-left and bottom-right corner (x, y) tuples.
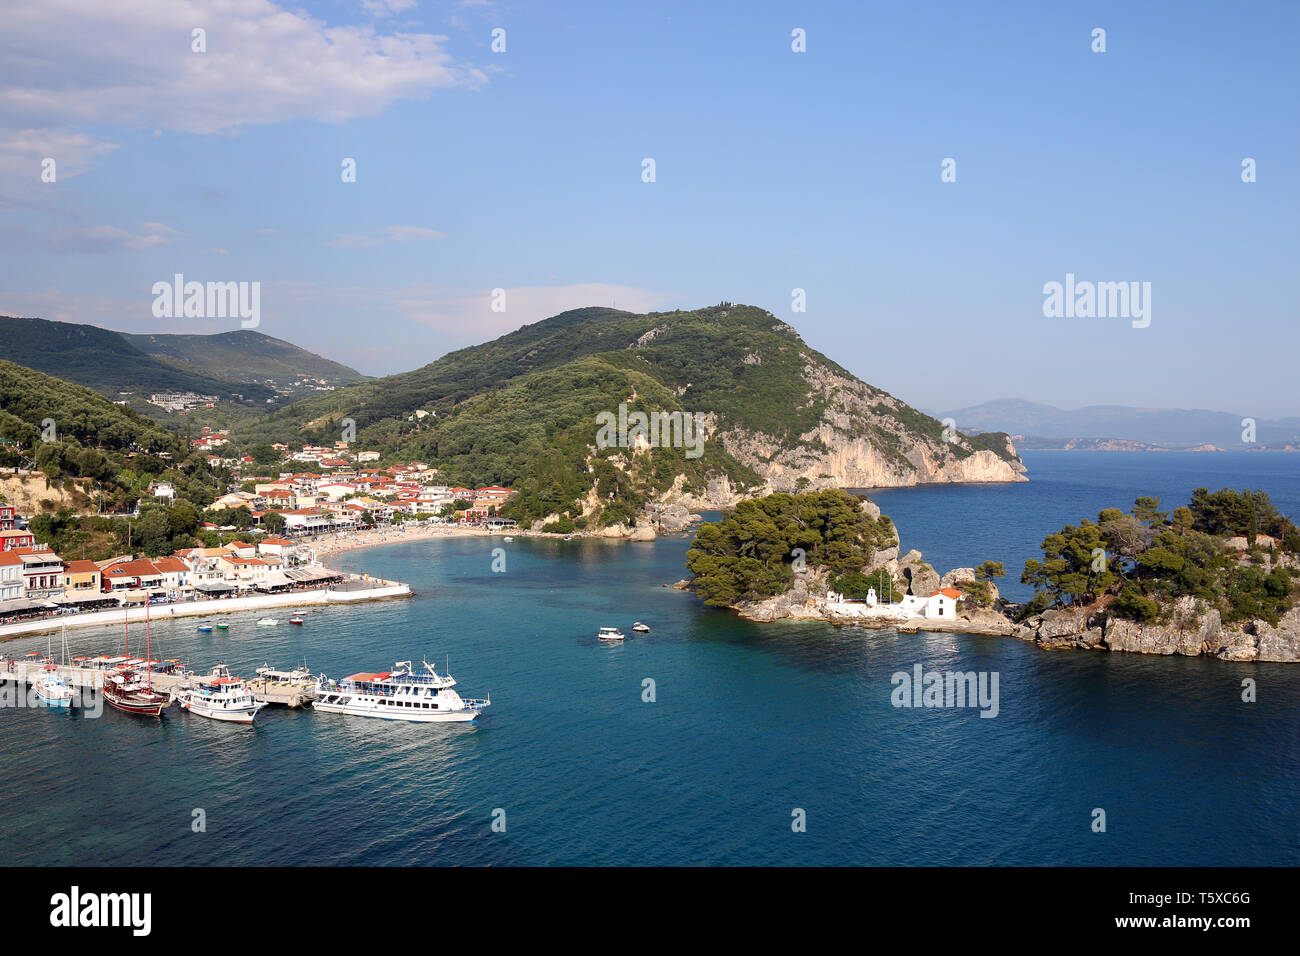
(939, 398), (1300, 450)
(0, 316), (366, 405)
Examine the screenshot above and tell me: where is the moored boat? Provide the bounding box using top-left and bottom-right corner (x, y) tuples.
(257, 618), (278, 627)
(196, 623), (213, 632)
(598, 626), (626, 642)
(102, 603), (167, 717)
(289, 616), (304, 625)
(103, 668), (169, 716)
(177, 664), (265, 724)
(249, 664), (320, 707)
(631, 622), (651, 633)
(315, 660), (489, 723)
(34, 664), (74, 708)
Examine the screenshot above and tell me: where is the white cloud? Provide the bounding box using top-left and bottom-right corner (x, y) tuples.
(46, 222), (181, 253)
(0, 128), (117, 189)
(0, 0), (488, 136)
(327, 225), (446, 248)
(360, 0), (418, 17)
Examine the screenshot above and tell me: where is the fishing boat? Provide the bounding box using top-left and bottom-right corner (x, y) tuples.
(597, 626), (626, 642)
(34, 664), (74, 707)
(257, 618), (278, 627)
(102, 604), (167, 717)
(631, 622), (651, 633)
(176, 664), (265, 724)
(216, 623), (229, 630)
(315, 660), (489, 723)
(196, 623), (213, 632)
(288, 616), (304, 625)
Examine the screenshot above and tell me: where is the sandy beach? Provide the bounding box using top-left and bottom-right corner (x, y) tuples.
(307, 523), (553, 559)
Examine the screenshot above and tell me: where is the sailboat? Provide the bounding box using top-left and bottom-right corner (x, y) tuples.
(34, 628), (75, 707)
(102, 603), (168, 717)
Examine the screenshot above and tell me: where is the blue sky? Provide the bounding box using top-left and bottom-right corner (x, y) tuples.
(2, 0), (1297, 416)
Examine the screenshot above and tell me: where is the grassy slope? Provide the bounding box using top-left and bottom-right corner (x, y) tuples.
(0, 316), (273, 401)
(125, 330), (367, 385)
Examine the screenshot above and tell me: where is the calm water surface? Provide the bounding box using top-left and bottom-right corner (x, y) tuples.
(0, 451), (1296, 865)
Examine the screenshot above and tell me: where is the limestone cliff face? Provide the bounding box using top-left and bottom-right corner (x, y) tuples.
(716, 362), (1025, 492)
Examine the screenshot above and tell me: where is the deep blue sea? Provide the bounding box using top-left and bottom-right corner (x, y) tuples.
(1, 452), (1297, 866)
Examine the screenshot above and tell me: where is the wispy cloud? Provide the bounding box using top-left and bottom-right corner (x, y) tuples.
(43, 221), (182, 253)
(359, 0), (418, 17)
(327, 225), (446, 248)
(0, 128), (118, 198)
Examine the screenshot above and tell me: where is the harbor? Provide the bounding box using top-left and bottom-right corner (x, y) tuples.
(0, 656), (315, 708)
(0, 573), (412, 642)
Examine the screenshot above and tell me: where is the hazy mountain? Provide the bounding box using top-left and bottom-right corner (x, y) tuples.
(940, 398), (1300, 449)
(125, 330), (366, 389)
(0, 316), (364, 405)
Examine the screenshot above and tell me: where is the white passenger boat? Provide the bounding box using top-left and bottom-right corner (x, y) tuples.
(177, 664), (266, 724)
(34, 664), (74, 707)
(597, 626), (625, 642)
(314, 660), (489, 723)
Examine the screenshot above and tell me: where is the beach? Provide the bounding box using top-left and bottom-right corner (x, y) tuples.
(307, 523), (552, 558)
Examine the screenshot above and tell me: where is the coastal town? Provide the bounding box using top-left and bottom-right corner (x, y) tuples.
(0, 435), (522, 639)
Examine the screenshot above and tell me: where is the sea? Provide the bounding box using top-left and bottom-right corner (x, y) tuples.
(0, 451), (1296, 866)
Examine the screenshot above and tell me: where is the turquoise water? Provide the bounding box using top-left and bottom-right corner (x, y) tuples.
(0, 451), (1297, 866)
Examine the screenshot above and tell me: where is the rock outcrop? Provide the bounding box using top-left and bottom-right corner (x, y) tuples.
(645, 502), (694, 533)
(896, 550), (940, 597)
(1013, 597), (1300, 662)
(940, 567), (1000, 605)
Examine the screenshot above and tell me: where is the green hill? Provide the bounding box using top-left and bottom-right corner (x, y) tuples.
(125, 329), (366, 390)
(0, 317), (366, 405)
(0, 316), (270, 401)
(260, 303), (1026, 528)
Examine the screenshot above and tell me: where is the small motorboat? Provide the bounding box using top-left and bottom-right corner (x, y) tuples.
(289, 616), (304, 625)
(631, 622), (651, 633)
(35, 665), (75, 708)
(502, 536), (514, 543)
(216, 623), (229, 630)
(196, 624), (213, 632)
(597, 627), (625, 643)
(257, 618), (278, 627)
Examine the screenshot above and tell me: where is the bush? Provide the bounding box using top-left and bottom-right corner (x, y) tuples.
(1111, 585), (1160, 623)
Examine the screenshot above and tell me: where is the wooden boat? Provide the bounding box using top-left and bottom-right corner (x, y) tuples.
(103, 605), (167, 717)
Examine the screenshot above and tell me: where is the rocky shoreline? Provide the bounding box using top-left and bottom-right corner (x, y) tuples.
(711, 583), (1300, 662)
(682, 509), (1300, 663)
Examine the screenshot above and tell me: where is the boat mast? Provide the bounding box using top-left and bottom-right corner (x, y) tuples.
(145, 598), (152, 691)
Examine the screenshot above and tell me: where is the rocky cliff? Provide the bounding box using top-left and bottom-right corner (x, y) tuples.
(1014, 597), (1300, 662)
